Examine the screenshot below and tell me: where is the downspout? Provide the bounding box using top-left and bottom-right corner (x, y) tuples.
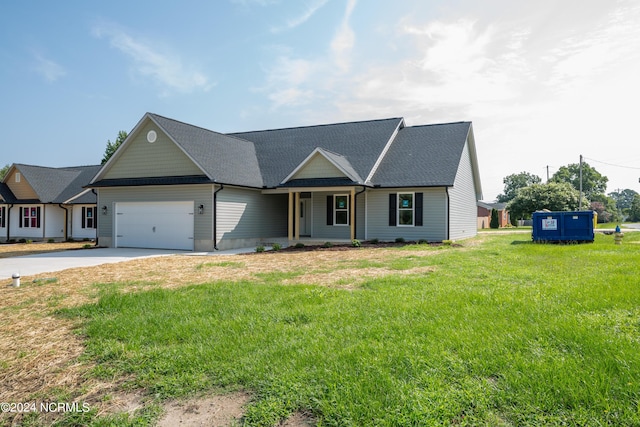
(353, 186), (366, 240)
(58, 204), (71, 242)
(92, 189), (99, 246)
(213, 184), (224, 250)
(6, 204), (13, 243)
(445, 187), (450, 241)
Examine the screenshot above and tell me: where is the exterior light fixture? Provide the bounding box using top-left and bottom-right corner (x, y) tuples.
(198, 204), (204, 214)
(102, 205), (108, 215)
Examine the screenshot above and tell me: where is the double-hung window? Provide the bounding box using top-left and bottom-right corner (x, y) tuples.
(398, 193), (414, 226)
(334, 194), (349, 226)
(388, 193), (423, 227)
(82, 207), (97, 229)
(21, 207), (40, 228)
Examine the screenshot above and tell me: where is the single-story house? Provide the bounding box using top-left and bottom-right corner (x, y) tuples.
(0, 163), (102, 242)
(477, 201), (510, 228)
(88, 113), (483, 251)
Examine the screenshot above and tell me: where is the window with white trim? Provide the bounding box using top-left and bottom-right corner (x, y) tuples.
(82, 206), (97, 229)
(15, 172), (21, 183)
(334, 194), (349, 226)
(22, 207), (40, 228)
(398, 193), (414, 226)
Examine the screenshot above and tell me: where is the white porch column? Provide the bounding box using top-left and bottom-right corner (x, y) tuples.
(294, 192), (300, 240)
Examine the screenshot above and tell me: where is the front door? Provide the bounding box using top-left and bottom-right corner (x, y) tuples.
(299, 199), (311, 236)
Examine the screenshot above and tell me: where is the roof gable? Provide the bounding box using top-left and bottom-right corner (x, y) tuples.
(91, 114), (263, 188)
(5, 164), (101, 203)
(371, 122), (476, 188)
(283, 147), (363, 184)
(231, 118), (404, 187)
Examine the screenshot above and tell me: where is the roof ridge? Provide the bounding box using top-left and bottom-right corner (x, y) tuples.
(404, 121), (471, 129)
(148, 112), (257, 146)
(229, 117), (404, 135)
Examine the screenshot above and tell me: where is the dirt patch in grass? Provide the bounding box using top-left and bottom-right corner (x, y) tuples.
(0, 242), (455, 424)
(157, 392), (251, 427)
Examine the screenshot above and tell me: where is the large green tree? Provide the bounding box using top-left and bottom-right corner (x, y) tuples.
(550, 162), (608, 200)
(628, 194), (640, 222)
(608, 189), (638, 211)
(497, 171), (542, 203)
(507, 182), (587, 220)
(101, 131), (128, 164)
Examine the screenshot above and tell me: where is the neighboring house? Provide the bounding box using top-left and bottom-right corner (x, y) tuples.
(0, 164), (102, 242)
(88, 113), (483, 251)
(477, 201), (510, 228)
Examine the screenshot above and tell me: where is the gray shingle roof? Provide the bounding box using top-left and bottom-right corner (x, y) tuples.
(371, 122), (471, 187)
(149, 114), (263, 187)
(231, 118), (403, 187)
(0, 183), (16, 203)
(13, 164), (101, 204)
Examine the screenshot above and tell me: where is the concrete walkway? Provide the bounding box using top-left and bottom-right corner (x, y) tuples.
(0, 246), (257, 279)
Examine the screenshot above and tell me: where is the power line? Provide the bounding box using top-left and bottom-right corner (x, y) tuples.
(583, 156), (640, 170)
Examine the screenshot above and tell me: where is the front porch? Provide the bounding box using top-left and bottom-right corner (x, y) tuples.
(277, 186), (363, 243)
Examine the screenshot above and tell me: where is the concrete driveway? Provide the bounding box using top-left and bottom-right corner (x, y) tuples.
(0, 246), (260, 280)
(0, 248), (188, 279)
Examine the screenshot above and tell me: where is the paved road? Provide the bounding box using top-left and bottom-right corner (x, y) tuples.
(0, 246), (256, 280)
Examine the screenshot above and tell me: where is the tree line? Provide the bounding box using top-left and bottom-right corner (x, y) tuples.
(499, 165), (640, 224)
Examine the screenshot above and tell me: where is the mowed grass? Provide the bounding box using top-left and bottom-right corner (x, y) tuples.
(63, 233), (640, 426)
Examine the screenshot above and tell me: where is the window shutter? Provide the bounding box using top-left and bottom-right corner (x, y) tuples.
(81, 207), (86, 228)
(388, 193), (397, 226)
(326, 195), (333, 225)
(415, 192), (423, 226)
(1, 207), (4, 228)
(92, 207), (98, 229)
(19, 207), (23, 228)
(36, 207), (41, 228)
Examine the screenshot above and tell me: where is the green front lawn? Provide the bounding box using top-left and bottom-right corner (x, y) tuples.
(64, 233), (640, 426)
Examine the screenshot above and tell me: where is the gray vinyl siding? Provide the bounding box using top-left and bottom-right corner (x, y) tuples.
(104, 122), (203, 179)
(366, 188), (447, 242)
(311, 192), (353, 240)
(97, 185), (214, 243)
(292, 155), (344, 180)
(448, 140), (478, 240)
(217, 187), (287, 242)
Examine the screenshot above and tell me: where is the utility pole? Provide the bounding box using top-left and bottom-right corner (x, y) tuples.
(546, 165), (549, 182)
(579, 155), (583, 210)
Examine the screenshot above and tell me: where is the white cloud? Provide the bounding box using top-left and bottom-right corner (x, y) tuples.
(331, 0), (357, 73)
(32, 54), (66, 82)
(270, 0), (329, 33)
(92, 24), (213, 94)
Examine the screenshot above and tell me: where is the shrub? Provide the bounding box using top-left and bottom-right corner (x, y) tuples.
(395, 237), (405, 243)
(369, 238), (379, 244)
(322, 241), (333, 248)
(272, 243), (282, 251)
(47, 238), (55, 243)
(490, 208), (499, 229)
(83, 244), (93, 249)
(351, 239), (361, 247)
(294, 243), (305, 249)
(25, 239), (32, 244)
(256, 245), (265, 253)
(418, 239), (429, 244)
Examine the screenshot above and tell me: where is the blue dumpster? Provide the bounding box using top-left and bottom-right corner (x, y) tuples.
(531, 211), (595, 243)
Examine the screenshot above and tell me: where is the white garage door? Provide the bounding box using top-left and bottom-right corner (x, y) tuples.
(115, 201), (194, 250)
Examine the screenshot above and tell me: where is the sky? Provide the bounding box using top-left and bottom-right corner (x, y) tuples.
(1, 0), (639, 201)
